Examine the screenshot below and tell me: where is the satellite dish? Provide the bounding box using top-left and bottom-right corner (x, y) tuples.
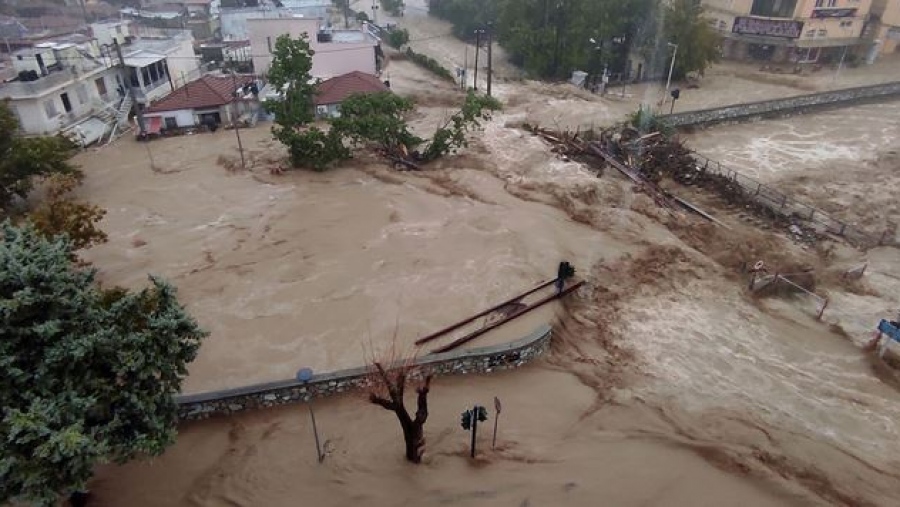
(296, 367), (314, 382)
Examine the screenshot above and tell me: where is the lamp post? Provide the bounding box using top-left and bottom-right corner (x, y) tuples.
(665, 42), (678, 99)
(371, 0), (379, 25)
(297, 367), (324, 463)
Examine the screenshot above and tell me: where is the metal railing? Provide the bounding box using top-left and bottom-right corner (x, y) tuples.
(691, 152), (894, 248)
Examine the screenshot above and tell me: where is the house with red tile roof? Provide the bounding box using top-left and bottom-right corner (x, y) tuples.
(141, 74), (259, 133)
(314, 71), (389, 118)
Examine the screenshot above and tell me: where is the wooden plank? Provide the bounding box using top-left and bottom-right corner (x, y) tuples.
(414, 279), (557, 346)
(430, 280), (586, 354)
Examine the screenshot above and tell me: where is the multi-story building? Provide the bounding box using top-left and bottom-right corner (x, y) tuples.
(869, 0), (900, 56)
(248, 17), (381, 78)
(703, 0), (874, 64)
(0, 23), (200, 144)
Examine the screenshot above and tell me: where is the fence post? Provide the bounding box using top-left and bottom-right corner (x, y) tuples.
(817, 298), (828, 321)
(755, 182), (761, 196)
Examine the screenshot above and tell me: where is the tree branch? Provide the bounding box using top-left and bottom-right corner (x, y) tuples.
(369, 393), (396, 411)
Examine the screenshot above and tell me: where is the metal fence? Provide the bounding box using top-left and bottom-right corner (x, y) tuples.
(691, 152), (894, 249)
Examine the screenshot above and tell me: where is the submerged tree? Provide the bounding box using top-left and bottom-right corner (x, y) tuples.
(367, 358), (433, 463)
(0, 222), (207, 505)
(266, 34), (348, 170)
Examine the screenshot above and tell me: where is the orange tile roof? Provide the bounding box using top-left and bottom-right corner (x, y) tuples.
(145, 74), (255, 113)
(315, 71), (389, 106)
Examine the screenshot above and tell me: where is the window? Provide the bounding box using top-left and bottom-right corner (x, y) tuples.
(827, 0), (837, 6)
(43, 99), (58, 118)
(806, 29), (816, 37)
(60, 93), (72, 113)
(840, 20), (852, 27)
(164, 117), (177, 129)
(95, 77), (107, 96)
(815, 0), (824, 6)
(750, 0), (798, 18)
(818, 29), (828, 36)
(141, 66), (152, 86)
(267, 36), (272, 53)
(76, 84), (88, 105)
(718, 20), (727, 31)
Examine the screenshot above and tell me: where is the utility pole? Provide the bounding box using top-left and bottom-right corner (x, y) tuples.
(463, 44), (468, 90)
(343, 0), (350, 28)
(229, 59), (247, 171)
(473, 29), (481, 91)
(486, 23), (493, 97)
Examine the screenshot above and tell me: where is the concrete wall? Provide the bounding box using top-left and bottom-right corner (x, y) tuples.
(178, 325), (552, 421)
(661, 80), (900, 127)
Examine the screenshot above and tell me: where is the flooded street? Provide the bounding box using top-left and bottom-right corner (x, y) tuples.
(84, 7), (900, 506)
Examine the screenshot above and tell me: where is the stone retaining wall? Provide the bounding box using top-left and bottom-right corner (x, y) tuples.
(177, 324), (553, 421)
(660, 81), (900, 128)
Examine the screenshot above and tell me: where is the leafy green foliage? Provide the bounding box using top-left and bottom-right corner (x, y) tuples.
(0, 222), (206, 505)
(661, 0), (721, 79)
(356, 10), (370, 22)
(0, 100), (79, 210)
(386, 27), (410, 49)
(422, 92), (501, 161)
(28, 174), (108, 252)
(380, 0), (404, 16)
(428, 0), (498, 39)
(404, 47), (455, 81)
(265, 34), (349, 170)
(331, 92), (422, 151)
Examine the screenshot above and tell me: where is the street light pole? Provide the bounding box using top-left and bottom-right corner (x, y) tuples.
(297, 368), (324, 463)
(665, 42), (678, 96)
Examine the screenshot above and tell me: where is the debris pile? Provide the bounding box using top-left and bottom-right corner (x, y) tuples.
(525, 122), (823, 245)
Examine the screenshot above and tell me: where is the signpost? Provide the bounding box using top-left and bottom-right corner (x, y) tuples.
(297, 367), (324, 463)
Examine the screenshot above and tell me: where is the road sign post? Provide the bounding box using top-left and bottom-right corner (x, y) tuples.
(492, 397), (502, 449)
(297, 367), (324, 463)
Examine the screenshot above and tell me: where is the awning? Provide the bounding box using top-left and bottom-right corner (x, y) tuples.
(123, 50), (165, 68)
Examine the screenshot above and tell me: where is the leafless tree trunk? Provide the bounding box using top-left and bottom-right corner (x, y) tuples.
(368, 362), (432, 463)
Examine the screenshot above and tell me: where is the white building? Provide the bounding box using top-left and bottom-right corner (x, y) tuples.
(0, 36), (121, 141)
(0, 26), (201, 144)
(121, 29), (201, 104)
(248, 17), (381, 78)
(219, 0), (329, 40)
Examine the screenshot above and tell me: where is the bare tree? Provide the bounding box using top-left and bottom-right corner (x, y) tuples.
(367, 359), (433, 464)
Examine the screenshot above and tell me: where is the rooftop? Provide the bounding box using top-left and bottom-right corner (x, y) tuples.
(145, 74), (256, 113)
(315, 71), (388, 105)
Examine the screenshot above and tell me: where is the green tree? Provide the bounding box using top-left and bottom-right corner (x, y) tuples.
(266, 34), (349, 170)
(386, 27), (410, 48)
(0, 222), (207, 505)
(422, 92), (501, 161)
(662, 0), (721, 79)
(0, 100), (79, 211)
(331, 92), (422, 151)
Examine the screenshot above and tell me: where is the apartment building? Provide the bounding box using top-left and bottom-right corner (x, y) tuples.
(0, 23), (200, 144)
(248, 17), (381, 78)
(870, 0), (900, 56)
(703, 0), (874, 63)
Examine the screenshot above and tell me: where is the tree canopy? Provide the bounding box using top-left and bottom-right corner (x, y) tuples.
(0, 223), (206, 505)
(0, 100), (79, 211)
(266, 35), (500, 170)
(428, 0), (719, 80)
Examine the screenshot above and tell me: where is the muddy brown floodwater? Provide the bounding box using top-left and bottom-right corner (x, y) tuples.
(84, 12), (900, 506)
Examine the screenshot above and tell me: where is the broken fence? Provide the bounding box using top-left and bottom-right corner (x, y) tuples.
(691, 152), (894, 249)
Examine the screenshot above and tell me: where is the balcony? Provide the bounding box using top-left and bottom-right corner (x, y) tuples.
(0, 61), (110, 99)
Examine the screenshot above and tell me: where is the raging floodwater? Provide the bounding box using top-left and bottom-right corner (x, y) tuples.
(80, 32), (900, 504)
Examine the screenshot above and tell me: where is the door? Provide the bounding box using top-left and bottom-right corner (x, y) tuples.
(95, 77), (107, 98)
(60, 92), (72, 113)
